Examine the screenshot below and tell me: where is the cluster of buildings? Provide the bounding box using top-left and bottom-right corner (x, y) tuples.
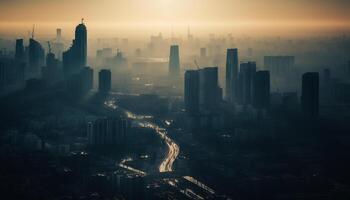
(87, 117), (130, 147)
(182, 47), (321, 130)
(0, 21), (114, 96)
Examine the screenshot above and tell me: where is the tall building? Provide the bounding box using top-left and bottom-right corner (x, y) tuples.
(199, 67), (219, 112)
(168, 45), (180, 78)
(53, 28), (64, 60)
(15, 39), (25, 62)
(301, 72), (319, 118)
(63, 21), (87, 76)
(184, 70), (200, 114)
(239, 62), (256, 105)
(87, 118), (129, 146)
(28, 38), (45, 78)
(253, 71), (270, 109)
(99, 69), (111, 93)
(225, 48), (238, 102)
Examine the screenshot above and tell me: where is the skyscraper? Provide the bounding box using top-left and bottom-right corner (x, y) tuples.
(169, 45), (180, 78)
(239, 62), (256, 105)
(301, 72), (319, 118)
(184, 70), (200, 114)
(28, 38), (45, 78)
(199, 67), (219, 112)
(15, 39), (25, 63)
(63, 20), (87, 76)
(253, 71), (270, 109)
(99, 69), (111, 93)
(225, 48), (238, 103)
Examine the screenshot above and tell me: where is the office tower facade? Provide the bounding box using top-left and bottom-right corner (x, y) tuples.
(184, 70), (200, 114)
(225, 48), (238, 103)
(199, 67), (219, 112)
(63, 21), (87, 75)
(87, 118), (129, 146)
(239, 62), (256, 105)
(253, 71), (270, 109)
(168, 45), (180, 78)
(28, 38), (45, 78)
(99, 69), (111, 93)
(15, 39), (25, 62)
(301, 72), (319, 118)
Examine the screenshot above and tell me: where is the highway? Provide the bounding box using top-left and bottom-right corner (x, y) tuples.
(104, 99), (179, 172)
(104, 97), (218, 198)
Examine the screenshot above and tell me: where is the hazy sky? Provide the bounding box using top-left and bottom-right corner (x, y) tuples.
(1, 0), (350, 38)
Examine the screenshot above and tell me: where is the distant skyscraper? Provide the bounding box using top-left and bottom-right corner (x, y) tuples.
(225, 48), (238, 103)
(185, 70), (200, 114)
(99, 69), (111, 93)
(15, 39), (25, 62)
(53, 28), (64, 60)
(28, 38), (45, 78)
(199, 67), (219, 111)
(63, 21), (87, 75)
(253, 71), (270, 109)
(301, 72), (319, 118)
(169, 45), (180, 78)
(239, 62), (256, 105)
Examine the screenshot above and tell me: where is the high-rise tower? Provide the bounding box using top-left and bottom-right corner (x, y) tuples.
(63, 19), (87, 76)
(169, 45), (180, 78)
(225, 48), (238, 103)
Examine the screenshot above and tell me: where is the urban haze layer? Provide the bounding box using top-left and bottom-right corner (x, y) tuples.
(1, 0), (350, 200)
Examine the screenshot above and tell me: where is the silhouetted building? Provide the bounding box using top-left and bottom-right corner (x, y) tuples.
(199, 67), (219, 112)
(99, 69), (111, 93)
(87, 118), (129, 146)
(28, 38), (45, 78)
(301, 72), (319, 118)
(63, 21), (87, 76)
(15, 39), (25, 63)
(53, 28), (64, 60)
(184, 70), (199, 114)
(169, 45), (180, 78)
(253, 71), (270, 109)
(238, 62), (256, 105)
(226, 48), (238, 102)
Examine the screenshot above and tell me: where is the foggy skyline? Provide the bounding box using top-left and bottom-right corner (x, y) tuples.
(1, 0), (350, 38)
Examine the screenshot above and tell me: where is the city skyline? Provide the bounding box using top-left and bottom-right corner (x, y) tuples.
(1, 0), (350, 38)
